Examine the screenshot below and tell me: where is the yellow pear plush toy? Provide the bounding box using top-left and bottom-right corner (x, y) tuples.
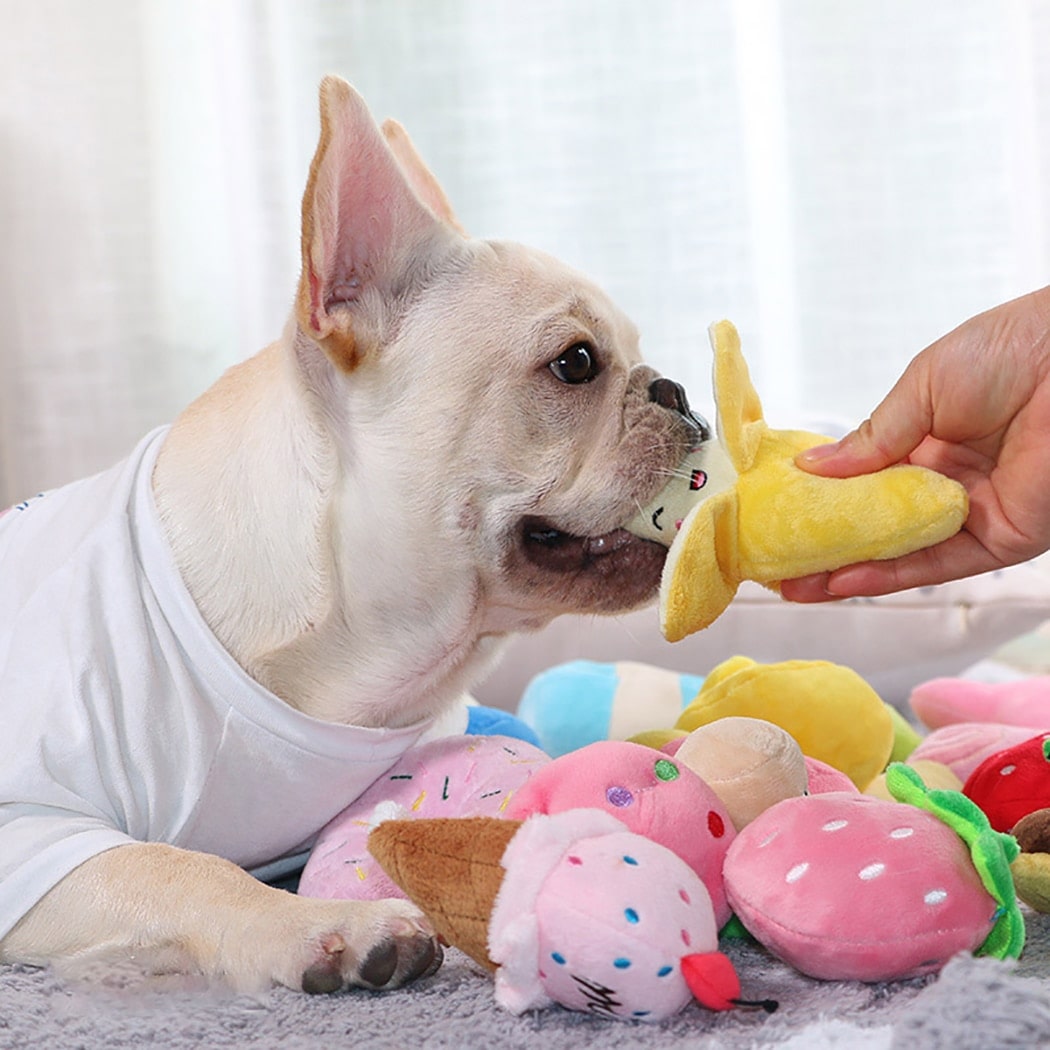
(628, 321), (969, 642)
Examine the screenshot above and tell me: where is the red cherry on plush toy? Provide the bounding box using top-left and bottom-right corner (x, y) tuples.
(681, 952), (740, 1011)
(963, 732), (1050, 832)
(679, 952), (778, 1013)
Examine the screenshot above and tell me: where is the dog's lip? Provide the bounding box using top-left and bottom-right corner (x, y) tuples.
(519, 517), (663, 573)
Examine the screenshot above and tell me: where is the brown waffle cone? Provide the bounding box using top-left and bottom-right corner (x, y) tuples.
(368, 816), (522, 972)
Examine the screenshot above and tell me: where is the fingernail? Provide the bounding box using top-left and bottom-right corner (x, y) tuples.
(797, 440), (842, 464)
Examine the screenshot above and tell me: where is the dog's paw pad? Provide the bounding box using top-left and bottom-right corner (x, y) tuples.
(403, 935), (443, 983)
(354, 931), (442, 990)
(301, 933), (348, 994)
(301, 959), (344, 995)
(358, 939), (399, 988)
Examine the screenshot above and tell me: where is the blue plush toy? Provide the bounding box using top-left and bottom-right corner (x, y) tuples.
(465, 703), (542, 748)
(517, 659), (706, 757)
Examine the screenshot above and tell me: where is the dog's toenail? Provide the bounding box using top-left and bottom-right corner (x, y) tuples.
(359, 940), (399, 987)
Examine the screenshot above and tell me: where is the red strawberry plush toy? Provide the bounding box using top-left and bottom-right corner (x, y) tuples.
(963, 732), (1050, 833)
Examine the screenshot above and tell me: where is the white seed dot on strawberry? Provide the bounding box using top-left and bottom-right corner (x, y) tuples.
(889, 827), (914, 839)
(924, 889), (948, 905)
(858, 862), (886, 881)
(821, 820), (848, 832)
(785, 862), (809, 884)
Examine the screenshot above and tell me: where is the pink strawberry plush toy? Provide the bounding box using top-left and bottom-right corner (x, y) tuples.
(723, 764), (1023, 982)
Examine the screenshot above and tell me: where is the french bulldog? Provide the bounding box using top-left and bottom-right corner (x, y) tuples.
(0, 77), (705, 994)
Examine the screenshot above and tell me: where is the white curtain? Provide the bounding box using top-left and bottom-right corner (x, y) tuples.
(3, 0), (1049, 504)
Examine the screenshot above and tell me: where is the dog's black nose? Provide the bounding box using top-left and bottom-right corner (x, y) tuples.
(648, 377), (691, 415)
(649, 377), (712, 442)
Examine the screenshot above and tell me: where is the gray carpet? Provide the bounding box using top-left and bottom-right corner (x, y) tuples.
(1, 911), (1047, 1049)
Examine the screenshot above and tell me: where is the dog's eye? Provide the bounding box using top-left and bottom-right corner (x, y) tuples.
(549, 343), (599, 384)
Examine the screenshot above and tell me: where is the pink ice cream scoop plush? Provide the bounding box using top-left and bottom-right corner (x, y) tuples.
(299, 734), (549, 901)
(504, 740), (737, 928)
(369, 809), (777, 1022)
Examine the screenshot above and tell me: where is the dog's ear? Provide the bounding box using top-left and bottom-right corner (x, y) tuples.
(296, 77), (454, 370)
(381, 119), (467, 235)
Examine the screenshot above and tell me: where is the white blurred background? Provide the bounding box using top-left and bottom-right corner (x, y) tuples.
(3, 0), (1049, 503)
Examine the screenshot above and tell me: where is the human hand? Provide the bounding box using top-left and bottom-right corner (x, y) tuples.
(780, 286), (1050, 601)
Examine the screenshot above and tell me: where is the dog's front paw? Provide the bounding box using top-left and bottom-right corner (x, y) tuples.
(258, 897), (442, 995)
(298, 900), (442, 994)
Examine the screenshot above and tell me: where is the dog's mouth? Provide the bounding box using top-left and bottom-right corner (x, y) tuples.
(519, 516), (666, 581)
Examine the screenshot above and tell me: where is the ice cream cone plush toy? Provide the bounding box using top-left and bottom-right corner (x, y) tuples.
(628, 321), (969, 641)
(368, 810), (776, 1022)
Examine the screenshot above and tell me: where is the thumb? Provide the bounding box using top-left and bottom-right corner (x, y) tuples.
(796, 364), (932, 478)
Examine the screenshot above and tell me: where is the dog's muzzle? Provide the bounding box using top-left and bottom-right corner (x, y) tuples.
(648, 378), (711, 443)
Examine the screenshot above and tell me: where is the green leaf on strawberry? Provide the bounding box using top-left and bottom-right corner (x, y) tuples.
(886, 762), (1024, 960)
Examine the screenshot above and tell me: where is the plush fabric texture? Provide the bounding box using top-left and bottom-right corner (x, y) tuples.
(723, 792), (1006, 982)
(887, 705), (923, 761)
(1012, 854), (1050, 912)
(372, 811), (731, 1023)
(517, 660), (704, 758)
(804, 757), (859, 795)
(626, 441), (738, 546)
(631, 728), (689, 751)
(368, 816), (521, 972)
(910, 675), (1050, 730)
(865, 759), (962, 801)
(654, 321), (968, 642)
(464, 705), (543, 747)
(674, 717), (809, 830)
(503, 741), (736, 928)
(299, 735), (549, 901)
(1011, 809), (1050, 914)
(963, 733), (1050, 833)
(909, 722), (1040, 782)
(1014, 808), (1050, 853)
(885, 764), (1023, 961)
(675, 657), (894, 789)
(488, 809), (634, 1015)
(489, 809), (726, 1021)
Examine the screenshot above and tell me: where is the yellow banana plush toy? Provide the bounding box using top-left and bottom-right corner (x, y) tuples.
(629, 321), (968, 642)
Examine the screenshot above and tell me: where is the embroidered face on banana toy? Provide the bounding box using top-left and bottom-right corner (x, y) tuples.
(628, 321), (969, 642)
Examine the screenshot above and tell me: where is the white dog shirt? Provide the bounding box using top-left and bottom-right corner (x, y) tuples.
(0, 429), (436, 939)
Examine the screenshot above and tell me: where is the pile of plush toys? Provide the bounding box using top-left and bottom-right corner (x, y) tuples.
(297, 322), (1048, 1023)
